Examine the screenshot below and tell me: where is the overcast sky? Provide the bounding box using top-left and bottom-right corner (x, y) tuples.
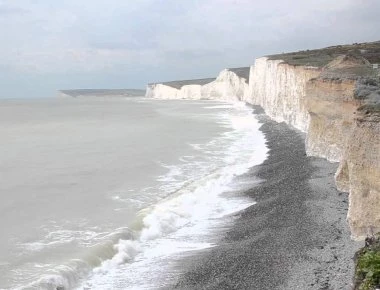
(1, 0), (380, 98)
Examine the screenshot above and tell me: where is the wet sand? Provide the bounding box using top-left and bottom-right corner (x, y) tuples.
(170, 107), (360, 290)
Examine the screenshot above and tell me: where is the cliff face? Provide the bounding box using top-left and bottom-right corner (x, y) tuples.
(146, 49), (380, 240)
(147, 68), (249, 101)
(245, 57), (321, 131)
(201, 69), (248, 101)
(145, 83), (182, 99)
(245, 55), (380, 239)
(305, 78), (361, 162)
(335, 109), (380, 238)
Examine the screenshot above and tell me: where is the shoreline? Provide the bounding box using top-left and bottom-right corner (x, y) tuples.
(169, 106), (360, 290)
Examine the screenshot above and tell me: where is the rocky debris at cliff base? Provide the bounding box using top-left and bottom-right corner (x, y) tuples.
(168, 109), (360, 290)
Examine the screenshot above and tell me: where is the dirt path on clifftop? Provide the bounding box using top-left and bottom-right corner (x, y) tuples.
(169, 107), (360, 290)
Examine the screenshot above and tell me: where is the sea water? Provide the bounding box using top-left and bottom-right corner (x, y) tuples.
(0, 97), (268, 289)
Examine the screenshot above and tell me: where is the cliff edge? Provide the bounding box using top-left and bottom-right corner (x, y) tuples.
(147, 41), (380, 240)
(245, 43), (380, 240)
(146, 67), (249, 101)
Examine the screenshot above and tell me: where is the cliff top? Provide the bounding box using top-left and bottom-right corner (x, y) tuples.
(268, 41), (380, 67)
(60, 89), (145, 97)
(148, 67), (250, 89)
(315, 54), (380, 118)
(150, 78), (216, 89)
(228, 67), (250, 81)
(320, 54), (376, 80)
(324, 54), (371, 70)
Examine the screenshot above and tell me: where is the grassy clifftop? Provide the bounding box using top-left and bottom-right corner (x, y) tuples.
(149, 78), (216, 89)
(148, 67), (250, 89)
(268, 41), (380, 67)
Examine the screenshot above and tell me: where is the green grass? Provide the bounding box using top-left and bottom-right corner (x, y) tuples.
(267, 41), (380, 67)
(355, 236), (380, 290)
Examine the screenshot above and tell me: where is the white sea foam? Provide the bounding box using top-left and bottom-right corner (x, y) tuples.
(157, 163), (183, 183)
(189, 143), (203, 151)
(204, 104), (234, 109)
(5, 100), (268, 290)
(76, 103), (268, 289)
(19, 230), (106, 253)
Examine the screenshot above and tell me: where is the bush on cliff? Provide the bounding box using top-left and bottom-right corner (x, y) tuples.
(354, 235), (380, 290)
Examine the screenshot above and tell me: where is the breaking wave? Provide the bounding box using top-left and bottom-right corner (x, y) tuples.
(15, 102), (268, 290)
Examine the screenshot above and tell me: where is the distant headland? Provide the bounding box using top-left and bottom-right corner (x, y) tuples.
(59, 89), (145, 98)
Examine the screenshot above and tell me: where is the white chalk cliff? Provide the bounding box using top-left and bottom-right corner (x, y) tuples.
(245, 57), (321, 132)
(146, 68), (248, 101)
(147, 54), (380, 240)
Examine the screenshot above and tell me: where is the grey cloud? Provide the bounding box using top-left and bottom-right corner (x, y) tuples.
(162, 49), (223, 60)
(89, 39), (157, 51)
(0, 5), (27, 16)
(0, 0), (380, 98)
